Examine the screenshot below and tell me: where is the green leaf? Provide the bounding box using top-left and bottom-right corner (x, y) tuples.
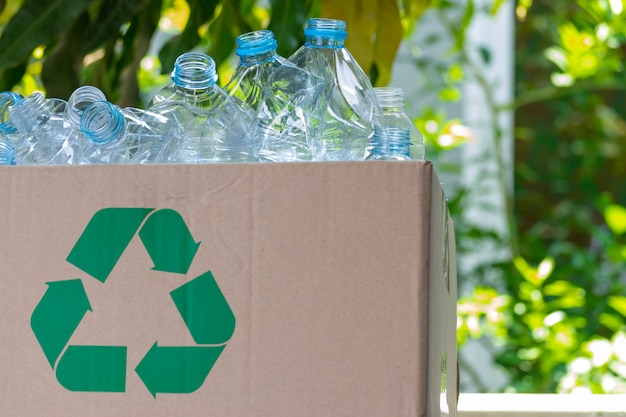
(372, 0), (403, 85)
(269, 0), (308, 58)
(608, 296), (626, 317)
(478, 45), (491, 64)
(605, 204), (626, 235)
(322, 0), (403, 85)
(0, 63), (27, 91)
(448, 62), (463, 82)
(489, 0), (505, 15)
(0, 0), (95, 69)
(208, 0), (239, 72)
(323, 0), (376, 78)
(438, 86), (461, 101)
(158, 0), (219, 74)
(543, 280), (585, 297)
(41, 10), (90, 99)
(116, 0), (163, 107)
(402, 0), (431, 21)
(81, 0), (143, 54)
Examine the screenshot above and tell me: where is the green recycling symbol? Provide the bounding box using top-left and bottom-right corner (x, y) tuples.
(30, 208), (236, 396)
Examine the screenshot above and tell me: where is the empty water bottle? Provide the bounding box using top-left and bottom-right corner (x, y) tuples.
(0, 139), (15, 165)
(0, 91), (25, 155)
(8, 93), (85, 165)
(65, 86), (107, 132)
(374, 87), (425, 160)
(366, 127), (412, 160)
(80, 100), (173, 164)
(256, 18), (383, 161)
(147, 52), (254, 163)
(225, 30), (285, 112)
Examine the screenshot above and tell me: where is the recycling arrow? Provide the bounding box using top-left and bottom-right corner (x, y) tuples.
(135, 343), (225, 397)
(56, 345), (127, 392)
(31, 207), (236, 396)
(66, 208), (154, 282)
(30, 279), (92, 368)
(170, 270), (236, 345)
(139, 208), (200, 274)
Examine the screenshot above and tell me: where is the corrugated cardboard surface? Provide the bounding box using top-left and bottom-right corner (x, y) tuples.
(0, 160), (456, 417)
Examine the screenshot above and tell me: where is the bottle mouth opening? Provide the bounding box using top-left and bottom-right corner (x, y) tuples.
(171, 52), (217, 89)
(66, 86), (107, 130)
(304, 18), (347, 40)
(0, 91), (24, 134)
(236, 30), (278, 56)
(81, 101), (126, 144)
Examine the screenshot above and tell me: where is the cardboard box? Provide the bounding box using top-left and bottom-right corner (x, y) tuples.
(0, 160), (457, 417)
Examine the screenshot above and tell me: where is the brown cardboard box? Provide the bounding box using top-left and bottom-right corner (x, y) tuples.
(0, 160), (457, 417)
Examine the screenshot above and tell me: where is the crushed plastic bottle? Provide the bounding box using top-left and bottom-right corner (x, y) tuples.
(255, 18), (383, 162)
(225, 30), (285, 113)
(0, 91), (25, 156)
(374, 87), (425, 160)
(0, 139), (15, 165)
(80, 100), (173, 164)
(65, 86), (107, 132)
(8, 92), (85, 165)
(147, 52), (255, 163)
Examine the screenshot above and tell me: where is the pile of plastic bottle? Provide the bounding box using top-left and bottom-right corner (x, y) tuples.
(0, 18), (425, 166)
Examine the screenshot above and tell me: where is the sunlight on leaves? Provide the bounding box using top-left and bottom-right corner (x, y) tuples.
(604, 204), (626, 235)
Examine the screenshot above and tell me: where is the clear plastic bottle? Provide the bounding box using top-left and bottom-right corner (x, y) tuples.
(80, 100), (172, 164)
(374, 87), (425, 160)
(65, 86), (107, 132)
(366, 127), (412, 160)
(0, 91), (25, 154)
(256, 18), (383, 162)
(0, 139), (15, 165)
(147, 52), (254, 163)
(8, 92), (85, 165)
(225, 30), (285, 112)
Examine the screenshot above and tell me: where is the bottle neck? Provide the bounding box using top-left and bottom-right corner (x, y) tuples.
(236, 30), (280, 66)
(368, 127), (412, 160)
(171, 52), (217, 91)
(386, 127), (412, 159)
(375, 87), (405, 113)
(9, 92), (52, 136)
(304, 18), (347, 49)
(81, 101), (126, 145)
(0, 91), (23, 134)
(239, 50), (279, 66)
(0, 140), (15, 165)
(65, 86), (107, 130)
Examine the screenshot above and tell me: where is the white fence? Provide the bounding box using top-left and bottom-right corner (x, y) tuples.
(458, 394), (626, 416)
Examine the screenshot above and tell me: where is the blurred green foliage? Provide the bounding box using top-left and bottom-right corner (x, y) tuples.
(440, 0), (626, 393)
(1, 0), (625, 395)
(0, 0), (430, 105)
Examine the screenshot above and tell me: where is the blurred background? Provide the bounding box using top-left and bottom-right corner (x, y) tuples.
(1, 0), (625, 394)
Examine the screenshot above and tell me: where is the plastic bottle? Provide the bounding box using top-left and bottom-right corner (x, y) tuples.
(256, 18), (384, 162)
(8, 92), (84, 165)
(65, 86), (107, 132)
(147, 52), (255, 163)
(366, 127), (412, 160)
(0, 139), (15, 165)
(80, 100), (173, 164)
(374, 87), (425, 160)
(0, 91), (25, 155)
(225, 30), (285, 112)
